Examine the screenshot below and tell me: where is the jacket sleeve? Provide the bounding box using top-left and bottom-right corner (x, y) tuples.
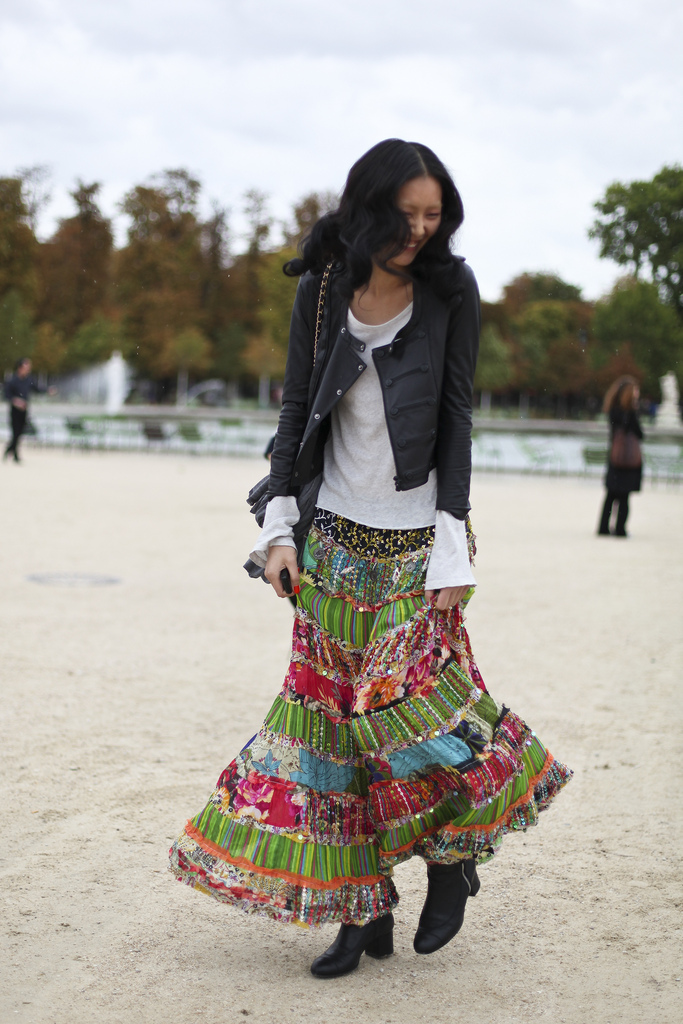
(435, 263), (481, 520)
(268, 274), (316, 496)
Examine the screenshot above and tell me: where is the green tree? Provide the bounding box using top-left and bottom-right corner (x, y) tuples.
(502, 272), (583, 317)
(0, 290), (35, 373)
(156, 327), (212, 404)
(36, 182), (114, 340)
(217, 191), (277, 395)
(243, 247), (298, 399)
(243, 189), (272, 258)
(512, 299), (591, 393)
(474, 324), (513, 410)
(199, 202), (249, 380)
(117, 170), (206, 378)
(213, 322), (248, 381)
(516, 300), (577, 345)
(201, 202), (231, 338)
(591, 343), (644, 397)
(16, 165), (52, 233)
(229, 189), (273, 336)
(31, 323), (67, 375)
(66, 316), (124, 369)
(256, 247), (298, 366)
(592, 277), (683, 396)
(0, 177), (38, 307)
(589, 165), (683, 319)
(541, 337), (590, 395)
(284, 190), (338, 248)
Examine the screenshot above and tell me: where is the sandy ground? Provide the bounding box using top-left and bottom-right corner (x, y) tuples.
(1, 448), (681, 1024)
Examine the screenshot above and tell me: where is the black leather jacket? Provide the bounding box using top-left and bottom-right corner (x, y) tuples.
(268, 258), (480, 520)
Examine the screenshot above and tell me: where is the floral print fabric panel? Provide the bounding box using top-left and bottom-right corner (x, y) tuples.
(169, 511), (571, 926)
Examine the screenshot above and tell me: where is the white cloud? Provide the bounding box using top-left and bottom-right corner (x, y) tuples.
(1, 0), (681, 300)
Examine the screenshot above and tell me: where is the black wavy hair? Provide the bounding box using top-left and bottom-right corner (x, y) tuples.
(284, 139), (465, 299)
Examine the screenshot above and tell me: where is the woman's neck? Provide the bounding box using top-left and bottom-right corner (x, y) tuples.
(350, 265), (413, 326)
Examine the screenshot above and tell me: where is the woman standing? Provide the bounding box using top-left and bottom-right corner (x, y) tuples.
(598, 376), (644, 537)
(170, 140), (571, 977)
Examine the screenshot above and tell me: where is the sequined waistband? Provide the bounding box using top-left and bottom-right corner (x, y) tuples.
(313, 509), (434, 560)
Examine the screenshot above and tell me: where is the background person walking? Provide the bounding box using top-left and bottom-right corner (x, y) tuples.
(598, 376), (644, 537)
(3, 357), (52, 463)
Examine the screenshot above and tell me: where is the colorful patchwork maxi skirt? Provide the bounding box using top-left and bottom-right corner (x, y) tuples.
(169, 510), (571, 927)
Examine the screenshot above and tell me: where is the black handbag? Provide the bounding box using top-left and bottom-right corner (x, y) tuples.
(610, 427), (642, 469)
(243, 263), (332, 581)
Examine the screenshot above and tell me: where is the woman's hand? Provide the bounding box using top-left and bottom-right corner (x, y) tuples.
(425, 585), (470, 611)
(264, 545), (300, 598)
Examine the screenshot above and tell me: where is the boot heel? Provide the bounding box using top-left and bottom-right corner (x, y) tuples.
(365, 932), (394, 959)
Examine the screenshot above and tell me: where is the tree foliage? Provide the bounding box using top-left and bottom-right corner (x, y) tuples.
(243, 189), (272, 257)
(67, 316), (123, 369)
(0, 289), (35, 372)
(506, 292), (592, 393)
(592, 277), (683, 395)
(0, 177), (38, 307)
(37, 182), (114, 340)
(201, 202), (232, 345)
(156, 327), (212, 378)
(502, 272), (583, 316)
(284, 191), (338, 248)
(474, 324), (513, 392)
(245, 246), (299, 379)
(116, 170), (205, 376)
(31, 322), (67, 374)
(589, 165), (683, 319)
(1, 165), (681, 411)
(16, 165), (52, 233)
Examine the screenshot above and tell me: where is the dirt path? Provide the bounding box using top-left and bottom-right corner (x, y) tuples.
(1, 450), (681, 1024)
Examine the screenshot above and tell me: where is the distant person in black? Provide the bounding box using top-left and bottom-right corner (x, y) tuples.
(3, 357), (50, 463)
(598, 376), (644, 537)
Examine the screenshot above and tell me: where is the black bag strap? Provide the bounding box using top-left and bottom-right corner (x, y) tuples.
(307, 262), (333, 408)
(313, 262), (333, 365)
(243, 266), (332, 581)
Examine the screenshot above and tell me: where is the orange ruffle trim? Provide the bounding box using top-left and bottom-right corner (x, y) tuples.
(183, 750), (557, 885)
(378, 749), (556, 859)
(183, 821), (385, 892)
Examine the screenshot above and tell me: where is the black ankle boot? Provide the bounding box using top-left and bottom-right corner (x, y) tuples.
(310, 913), (394, 978)
(413, 860), (480, 955)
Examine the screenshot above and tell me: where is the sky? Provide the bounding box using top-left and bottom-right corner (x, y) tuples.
(1, 0), (681, 302)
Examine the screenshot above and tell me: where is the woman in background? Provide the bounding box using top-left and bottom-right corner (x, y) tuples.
(598, 376), (644, 537)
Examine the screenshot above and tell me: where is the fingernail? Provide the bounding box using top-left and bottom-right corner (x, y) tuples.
(293, 585), (300, 594)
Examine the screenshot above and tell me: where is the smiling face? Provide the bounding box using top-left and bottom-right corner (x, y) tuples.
(386, 175), (443, 269)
